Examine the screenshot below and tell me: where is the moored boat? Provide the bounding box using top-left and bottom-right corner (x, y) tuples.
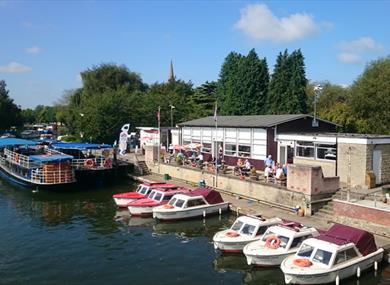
(243, 222), (319, 266)
(213, 215), (282, 253)
(0, 138), (76, 188)
(113, 181), (178, 208)
(281, 224), (384, 284)
(127, 187), (191, 217)
(152, 188), (230, 221)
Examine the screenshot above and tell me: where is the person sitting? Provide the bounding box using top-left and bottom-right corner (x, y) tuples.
(282, 164), (288, 176)
(237, 158), (244, 167)
(197, 152), (204, 166)
(275, 165), (285, 179)
(241, 159), (251, 176)
(191, 152), (196, 162)
(264, 166), (272, 178)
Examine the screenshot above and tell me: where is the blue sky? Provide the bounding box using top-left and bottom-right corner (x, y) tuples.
(0, 0), (389, 108)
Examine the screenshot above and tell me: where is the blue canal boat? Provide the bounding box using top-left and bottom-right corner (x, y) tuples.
(0, 138), (76, 188)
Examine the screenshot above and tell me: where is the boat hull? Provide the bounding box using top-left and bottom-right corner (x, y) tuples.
(128, 205), (155, 217)
(153, 203), (230, 221)
(113, 198), (137, 208)
(245, 252), (291, 267)
(213, 231), (261, 253)
(282, 249), (384, 284)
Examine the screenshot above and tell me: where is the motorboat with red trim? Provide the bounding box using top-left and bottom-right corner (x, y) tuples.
(113, 181), (178, 208)
(127, 187), (191, 217)
(213, 215), (282, 253)
(152, 188), (230, 221)
(243, 222), (319, 266)
(281, 224), (384, 284)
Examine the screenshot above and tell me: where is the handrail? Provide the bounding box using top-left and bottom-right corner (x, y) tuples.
(71, 156), (113, 169)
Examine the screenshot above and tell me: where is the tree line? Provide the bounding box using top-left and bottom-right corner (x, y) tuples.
(1, 50), (390, 143)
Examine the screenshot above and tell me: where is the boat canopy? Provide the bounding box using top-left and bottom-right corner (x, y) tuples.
(29, 154), (74, 162)
(188, 188), (224, 204)
(51, 142), (111, 150)
(0, 138), (37, 147)
(317, 224), (378, 256)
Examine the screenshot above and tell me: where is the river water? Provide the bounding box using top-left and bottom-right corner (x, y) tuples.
(0, 179), (389, 285)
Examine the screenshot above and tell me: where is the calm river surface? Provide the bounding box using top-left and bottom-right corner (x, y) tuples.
(0, 179), (389, 285)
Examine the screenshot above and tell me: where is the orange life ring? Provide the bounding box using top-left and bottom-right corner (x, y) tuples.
(265, 235), (281, 249)
(163, 204), (174, 209)
(14, 153), (19, 163)
(293, 258), (313, 267)
(225, 231), (240, 237)
(84, 159), (95, 168)
(103, 158), (112, 168)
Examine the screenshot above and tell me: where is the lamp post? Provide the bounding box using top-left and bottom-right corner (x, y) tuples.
(170, 105), (175, 127)
(313, 85), (322, 127)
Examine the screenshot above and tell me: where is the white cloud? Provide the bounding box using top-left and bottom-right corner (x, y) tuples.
(234, 3), (319, 43)
(337, 53), (361, 64)
(339, 37), (382, 53)
(0, 62), (32, 73)
(25, 45), (41, 54)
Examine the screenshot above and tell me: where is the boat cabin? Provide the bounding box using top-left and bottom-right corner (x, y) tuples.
(167, 188), (224, 209)
(229, 216), (277, 238)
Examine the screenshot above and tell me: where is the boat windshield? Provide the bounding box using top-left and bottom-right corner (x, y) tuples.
(136, 185), (142, 193)
(240, 224), (256, 236)
(175, 199), (185, 208)
(168, 198), (177, 206)
(297, 243), (315, 258)
(153, 192), (163, 202)
(261, 230), (290, 248)
(139, 186), (149, 195)
(312, 248), (333, 265)
(148, 190), (157, 199)
(231, 220), (244, 231)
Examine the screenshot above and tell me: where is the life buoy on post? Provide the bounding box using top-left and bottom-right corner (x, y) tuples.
(103, 158), (112, 168)
(84, 159), (95, 168)
(265, 235), (281, 249)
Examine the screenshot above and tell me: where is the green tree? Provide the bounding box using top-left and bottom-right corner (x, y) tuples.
(0, 80), (22, 132)
(287, 49), (308, 113)
(189, 81), (217, 119)
(349, 57), (390, 134)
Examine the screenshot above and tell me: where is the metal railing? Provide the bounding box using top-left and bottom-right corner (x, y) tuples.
(71, 156), (113, 170)
(30, 168), (75, 184)
(4, 149), (31, 168)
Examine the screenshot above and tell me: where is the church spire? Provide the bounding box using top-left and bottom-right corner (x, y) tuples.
(168, 60), (175, 83)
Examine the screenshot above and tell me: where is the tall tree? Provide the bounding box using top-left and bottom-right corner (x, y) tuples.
(0, 80), (22, 132)
(349, 57), (390, 134)
(267, 50), (290, 114)
(287, 49), (308, 113)
(189, 81), (217, 119)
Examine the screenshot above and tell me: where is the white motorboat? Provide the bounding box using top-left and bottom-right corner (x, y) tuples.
(243, 222), (319, 266)
(213, 215), (282, 253)
(127, 187), (191, 217)
(112, 181), (178, 208)
(281, 224), (384, 284)
(153, 188), (230, 221)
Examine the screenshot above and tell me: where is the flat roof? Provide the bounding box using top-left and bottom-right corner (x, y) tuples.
(178, 114), (339, 128)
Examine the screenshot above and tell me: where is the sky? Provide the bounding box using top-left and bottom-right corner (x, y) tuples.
(0, 0), (389, 109)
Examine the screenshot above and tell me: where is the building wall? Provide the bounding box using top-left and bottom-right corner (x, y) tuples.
(277, 117), (338, 133)
(293, 157), (336, 177)
(337, 143), (368, 187)
(371, 144), (390, 184)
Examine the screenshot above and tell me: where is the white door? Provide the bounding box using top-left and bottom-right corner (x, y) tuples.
(373, 150), (381, 185)
(279, 146), (286, 165)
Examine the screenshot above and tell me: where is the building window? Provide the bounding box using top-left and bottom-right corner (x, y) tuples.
(238, 145), (251, 157)
(183, 140), (191, 146)
(316, 144), (337, 161)
(225, 144), (237, 156)
(296, 141), (314, 158)
(202, 143), (211, 153)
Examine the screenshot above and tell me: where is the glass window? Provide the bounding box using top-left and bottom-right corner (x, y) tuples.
(186, 199), (206, 208)
(241, 224), (256, 236)
(261, 230), (276, 241)
(148, 190), (156, 199)
(163, 194), (172, 201)
(183, 140), (191, 146)
(231, 220), (244, 231)
(297, 243), (315, 257)
(135, 185), (142, 192)
(316, 144), (337, 160)
(335, 248), (358, 264)
(238, 145), (251, 157)
(296, 142), (315, 158)
(175, 199), (185, 208)
(313, 249), (333, 265)
(291, 236), (305, 248)
(256, 226), (268, 236)
(225, 144), (237, 156)
(140, 186), (148, 195)
(278, 235), (289, 249)
(202, 143), (212, 153)
(153, 192), (163, 201)
(168, 198), (177, 206)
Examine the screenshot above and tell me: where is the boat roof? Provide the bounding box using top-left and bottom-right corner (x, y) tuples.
(0, 138), (37, 147)
(267, 224), (317, 237)
(29, 154), (74, 162)
(152, 188), (189, 195)
(141, 182), (177, 188)
(317, 224), (377, 256)
(186, 188), (224, 204)
(51, 142), (111, 150)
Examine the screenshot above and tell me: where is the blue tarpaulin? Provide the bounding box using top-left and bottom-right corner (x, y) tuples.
(29, 154), (73, 162)
(0, 138), (37, 148)
(51, 142), (111, 150)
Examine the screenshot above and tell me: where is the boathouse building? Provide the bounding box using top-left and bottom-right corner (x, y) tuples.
(176, 114), (338, 170)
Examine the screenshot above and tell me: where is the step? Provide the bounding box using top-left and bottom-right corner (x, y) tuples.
(316, 208), (334, 216)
